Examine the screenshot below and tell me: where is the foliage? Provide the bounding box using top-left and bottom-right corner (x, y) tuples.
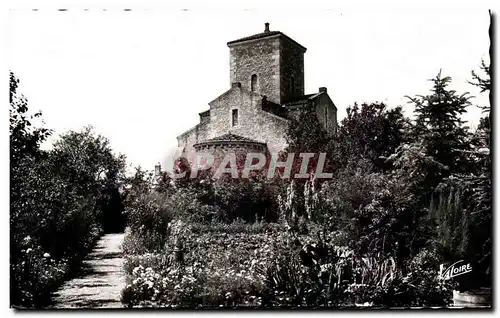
(409, 71), (472, 196)
(10, 72), (126, 308)
(208, 178), (279, 223)
(286, 109), (331, 156)
(468, 59), (491, 97)
(427, 65), (492, 290)
(121, 220), (283, 307)
(122, 216), (452, 308)
(332, 102), (410, 170)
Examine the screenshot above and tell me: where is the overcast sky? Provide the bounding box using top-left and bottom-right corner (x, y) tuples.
(7, 6), (490, 170)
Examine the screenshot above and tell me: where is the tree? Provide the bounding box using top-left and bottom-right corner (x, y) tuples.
(50, 126), (127, 234)
(332, 102), (410, 170)
(408, 71), (472, 199)
(10, 72), (52, 203)
(378, 73), (473, 267)
(423, 67), (492, 290)
(468, 59), (491, 97)
(286, 109), (331, 156)
(10, 70), (53, 264)
(435, 59), (492, 290)
(469, 58), (492, 151)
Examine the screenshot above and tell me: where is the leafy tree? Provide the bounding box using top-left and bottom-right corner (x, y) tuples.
(10, 72), (52, 203)
(286, 109), (331, 156)
(50, 126), (127, 234)
(172, 155), (192, 188)
(332, 102), (410, 170)
(416, 66), (492, 290)
(285, 109), (333, 184)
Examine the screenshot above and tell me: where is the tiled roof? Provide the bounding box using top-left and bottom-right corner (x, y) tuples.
(262, 99), (288, 118)
(227, 31), (281, 45)
(193, 133), (266, 149)
(227, 31), (307, 52)
(282, 92), (323, 106)
(206, 133), (260, 143)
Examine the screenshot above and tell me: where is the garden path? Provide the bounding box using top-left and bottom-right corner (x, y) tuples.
(50, 233), (126, 309)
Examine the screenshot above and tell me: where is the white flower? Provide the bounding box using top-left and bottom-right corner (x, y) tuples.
(478, 147), (490, 155)
(132, 266), (141, 275)
(43, 253), (50, 258)
(26, 248), (32, 254)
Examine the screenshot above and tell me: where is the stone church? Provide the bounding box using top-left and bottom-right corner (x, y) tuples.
(177, 23), (337, 162)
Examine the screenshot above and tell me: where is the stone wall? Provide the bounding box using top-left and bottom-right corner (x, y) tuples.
(280, 37), (305, 102)
(209, 85), (288, 154)
(313, 90), (337, 136)
(194, 142), (267, 172)
(229, 36), (281, 104)
(177, 85), (290, 163)
(229, 34), (306, 106)
(177, 122), (210, 158)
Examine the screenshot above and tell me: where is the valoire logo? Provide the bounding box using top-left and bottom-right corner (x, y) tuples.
(440, 260), (473, 280)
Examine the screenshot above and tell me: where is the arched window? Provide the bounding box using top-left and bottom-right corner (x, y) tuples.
(290, 76), (296, 94)
(251, 74), (258, 92)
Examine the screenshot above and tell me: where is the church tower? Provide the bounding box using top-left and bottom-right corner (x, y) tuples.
(227, 23), (307, 105)
(178, 23), (337, 162)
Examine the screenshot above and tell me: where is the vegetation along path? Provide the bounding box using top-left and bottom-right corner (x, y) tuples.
(51, 233), (126, 309)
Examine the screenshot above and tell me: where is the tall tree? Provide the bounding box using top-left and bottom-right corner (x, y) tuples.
(408, 71), (471, 197)
(424, 66), (491, 290)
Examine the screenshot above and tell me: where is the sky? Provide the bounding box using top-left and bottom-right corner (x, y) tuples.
(7, 6), (491, 170)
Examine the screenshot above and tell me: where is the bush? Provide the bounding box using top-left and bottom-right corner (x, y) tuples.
(10, 246), (69, 307)
(364, 249), (453, 307)
(123, 192), (172, 252)
(263, 230), (453, 308)
(170, 174), (282, 224)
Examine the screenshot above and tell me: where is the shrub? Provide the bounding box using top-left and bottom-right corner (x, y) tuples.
(123, 192), (172, 252)
(264, 230), (453, 308)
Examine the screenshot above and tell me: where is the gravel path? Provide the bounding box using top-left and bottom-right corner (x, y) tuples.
(50, 233), (126, 309)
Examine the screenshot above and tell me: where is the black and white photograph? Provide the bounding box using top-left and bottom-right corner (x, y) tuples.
(5, 2), (494, 310)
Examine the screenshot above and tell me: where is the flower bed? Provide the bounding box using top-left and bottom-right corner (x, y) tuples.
(121, 220), (453, 308)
